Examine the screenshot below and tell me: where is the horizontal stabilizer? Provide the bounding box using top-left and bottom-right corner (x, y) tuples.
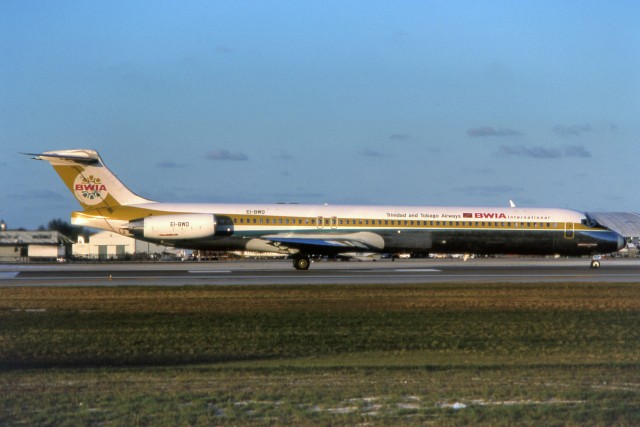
(23, 150), (101, 164)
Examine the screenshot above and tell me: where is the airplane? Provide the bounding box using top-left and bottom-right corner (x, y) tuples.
(27, 149), (625, 270)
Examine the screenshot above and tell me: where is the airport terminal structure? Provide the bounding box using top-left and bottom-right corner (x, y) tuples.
(0, 221), (184, 262)
(0, 229), (71, 262)
(71, 231), (187, 261)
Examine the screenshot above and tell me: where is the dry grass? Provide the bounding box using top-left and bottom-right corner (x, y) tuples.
(2, 283), (640, 313)
(1, 282), (639, 425)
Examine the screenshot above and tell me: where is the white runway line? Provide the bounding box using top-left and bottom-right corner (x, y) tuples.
(188, 270), (233, 274)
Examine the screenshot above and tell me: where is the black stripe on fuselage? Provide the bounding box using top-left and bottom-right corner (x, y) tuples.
(172, 223), (619, 256)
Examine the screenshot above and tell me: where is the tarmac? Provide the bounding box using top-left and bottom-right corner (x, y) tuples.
(1, 257), (640, 286)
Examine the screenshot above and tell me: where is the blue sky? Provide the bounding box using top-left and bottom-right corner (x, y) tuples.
(1, 1), (639, 229)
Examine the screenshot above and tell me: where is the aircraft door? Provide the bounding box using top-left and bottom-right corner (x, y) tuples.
(564, 222), (575, 239)
(331, 216), (338, 229)
(317, 216), (324, 229)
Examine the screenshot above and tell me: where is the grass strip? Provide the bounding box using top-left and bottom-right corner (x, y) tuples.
(1, 282), (639, 425)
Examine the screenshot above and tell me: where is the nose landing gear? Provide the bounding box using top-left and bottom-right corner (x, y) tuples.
(590, 255), (601, 269)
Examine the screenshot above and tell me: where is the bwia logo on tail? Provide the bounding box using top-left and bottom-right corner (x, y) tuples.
(73, 174), (108, 205)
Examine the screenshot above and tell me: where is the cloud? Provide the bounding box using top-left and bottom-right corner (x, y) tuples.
(553, 124), (592, 137)
(563, 145), (591, 158)
(273, 151), (293, 160)
(553, 122), (618, 137)
(467, 127), (521, 137)
(498, 144), (591, 159)
(359, 148), (387, 158)
(389, 134), (411, 141)
(216, 45), (233, 54)
(498, 145), (562, 159)
(205, 149), (249, 161)
(157, 160), (186, 168)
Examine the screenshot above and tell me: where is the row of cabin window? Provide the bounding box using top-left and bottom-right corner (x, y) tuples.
(228, 217), (561, 229)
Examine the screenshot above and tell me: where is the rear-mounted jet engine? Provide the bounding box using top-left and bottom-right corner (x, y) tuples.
(125, 213), (217, 240)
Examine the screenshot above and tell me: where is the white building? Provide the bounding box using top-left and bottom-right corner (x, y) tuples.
(0, 230), (70, 262)
(72, 231), (187, 260)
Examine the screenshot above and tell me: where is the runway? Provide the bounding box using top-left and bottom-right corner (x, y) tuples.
(1, 258), (640, 286)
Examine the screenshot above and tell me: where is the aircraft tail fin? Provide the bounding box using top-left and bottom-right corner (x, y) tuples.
(26, 149), (154, 211)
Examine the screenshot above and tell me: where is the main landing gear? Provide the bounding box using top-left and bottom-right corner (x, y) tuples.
(590, 255), (601, 269)
(293, 256), (311, 270)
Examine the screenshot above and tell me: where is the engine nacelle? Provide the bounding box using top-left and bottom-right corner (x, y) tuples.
(126, 214), (217, 240)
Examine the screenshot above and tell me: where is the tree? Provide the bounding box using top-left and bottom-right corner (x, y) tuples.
(47, 219), (92, 242)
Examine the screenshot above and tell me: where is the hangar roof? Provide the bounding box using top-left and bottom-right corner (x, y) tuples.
(0, 231), (72, 245)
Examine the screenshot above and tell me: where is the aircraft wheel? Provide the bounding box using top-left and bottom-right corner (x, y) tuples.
(590, 260), (601, 269)
(293, 257), (310, 270)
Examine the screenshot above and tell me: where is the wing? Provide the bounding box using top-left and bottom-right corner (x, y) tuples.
(262, 231), (385, 255)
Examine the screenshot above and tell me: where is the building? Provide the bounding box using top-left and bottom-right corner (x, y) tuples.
(72, 231), (187, 260)
(0, 230), (71, 262)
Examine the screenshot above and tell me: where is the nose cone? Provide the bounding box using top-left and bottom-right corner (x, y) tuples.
(617, 233), (627, 251)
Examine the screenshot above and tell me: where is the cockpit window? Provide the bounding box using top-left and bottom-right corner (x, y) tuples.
(582, 214), (599, 228)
